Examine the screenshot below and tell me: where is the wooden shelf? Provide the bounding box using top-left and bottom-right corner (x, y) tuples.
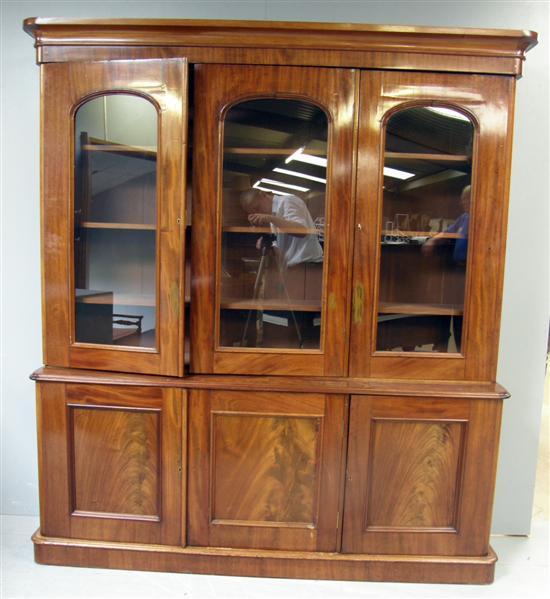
(223, 225), (318, 235)
(84, 137), (156, 161)
(81, 221), (156, 231)
(76, 292), (156, 307)
(385, 152), (470, 162)
(224, 147), (326, 156)
(381, 230), (461, 239)
(379, 302), (463, 316)
(221, 298), (321, 312)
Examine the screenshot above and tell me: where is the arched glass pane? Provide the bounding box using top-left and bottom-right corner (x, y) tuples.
(218, 99), (328, 350)
(74, 94), (158, 347)
(377, 106), (474, 354)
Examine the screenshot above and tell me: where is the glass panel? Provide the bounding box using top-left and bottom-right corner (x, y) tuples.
(74, 94), (158, 347)
(376, 106), (474, 353)
(219, 99), (328, 350)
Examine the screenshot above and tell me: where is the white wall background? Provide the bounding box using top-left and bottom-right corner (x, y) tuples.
(1, 0), (548, 535)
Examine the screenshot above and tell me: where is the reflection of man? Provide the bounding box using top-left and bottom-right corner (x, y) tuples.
(421, 184), (470, 352)
(240, 189), (323, 267)
(422, 185), (470, 264)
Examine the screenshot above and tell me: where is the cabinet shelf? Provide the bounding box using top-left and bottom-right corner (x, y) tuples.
(385, 152), (470, 162)
(80, 221), (156, 231)
(381, 230), (461, 239)
(379, 302), (463, 316)
(222, 225), (318, 235)
(221, 298), (321, 312)
(83, 137), (157, 161)
(224, 147), (326, 156)
(76, 292), (156, 307)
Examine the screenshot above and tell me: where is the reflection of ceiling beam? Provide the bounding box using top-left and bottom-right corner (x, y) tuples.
(398, 169), (467, 192)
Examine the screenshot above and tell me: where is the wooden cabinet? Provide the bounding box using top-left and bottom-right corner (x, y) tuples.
(25, 18), (536, 584)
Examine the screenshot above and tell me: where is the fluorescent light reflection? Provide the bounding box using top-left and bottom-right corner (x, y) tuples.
(252, 181), (293, 196)
(426, 107), (471, 122)
(260, 178), (309, 192)
(285, 147), (327, 168)
(383, 166), (415, 180)
(273, 167), (326, 184)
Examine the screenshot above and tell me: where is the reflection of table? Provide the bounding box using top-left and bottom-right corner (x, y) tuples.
(377, 313), (462, 352)
(75, 289), (113, 344)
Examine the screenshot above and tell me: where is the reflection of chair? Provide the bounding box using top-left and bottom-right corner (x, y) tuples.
(112, 313), (143, 341)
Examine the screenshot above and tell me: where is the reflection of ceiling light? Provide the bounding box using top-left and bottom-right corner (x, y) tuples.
(383, 166), (415, 180)
(273, 167), (326, 184)
(252, 181), (293, 195)
(285, 147), (327, 168)
(260, 178), (309, 192)
(427, 107), (470, 122)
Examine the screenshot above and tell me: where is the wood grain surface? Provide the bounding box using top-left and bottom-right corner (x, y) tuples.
(188, 390), (347, 551)
(342, 395), (502, 556)
(36, 382), (183, 545)
(70, 406), (160, 518)
(24, 18), (536, 81)
(31, 366), (510, 400)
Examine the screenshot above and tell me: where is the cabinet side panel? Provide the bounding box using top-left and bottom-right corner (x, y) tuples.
(41, 64), (71, 366)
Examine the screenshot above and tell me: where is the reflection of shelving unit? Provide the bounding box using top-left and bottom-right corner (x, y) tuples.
(222, 225), (318, 234)
(80, 221), (156, 230)
(224, 147), (326, 155)
(75, 128), (158, 347)
(385, 152), (470, 161)
(84, 136), (157, 160)
(379, 301), (463, 316)
(221, 298), (321, 312)
(381, 230), (460, 238)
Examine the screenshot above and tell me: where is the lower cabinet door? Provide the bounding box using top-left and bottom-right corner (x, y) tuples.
(188, 390), (347, 551)
(342, 395), (502, 556)
(37, 382), (183, 545)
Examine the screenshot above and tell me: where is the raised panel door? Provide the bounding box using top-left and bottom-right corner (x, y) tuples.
(36, 382), (184, 545)
(342, 395), (502, 556)
(188, 390), (347, 551)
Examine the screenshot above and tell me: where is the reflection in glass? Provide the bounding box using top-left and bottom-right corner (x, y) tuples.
(219, 99), (328, 349)
(74, 94), (157, 347)
(376, 106), (474, 353)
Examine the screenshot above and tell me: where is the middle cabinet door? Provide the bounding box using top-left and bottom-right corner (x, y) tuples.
(191, 65), (357, 375)
(187, 390), (348, 551)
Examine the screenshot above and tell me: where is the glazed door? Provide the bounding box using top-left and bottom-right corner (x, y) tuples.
(188, 390), (347, 551)
(41, 59), (187, 376)
(350, 70), (516, 380)
(191, 65), (356, 376)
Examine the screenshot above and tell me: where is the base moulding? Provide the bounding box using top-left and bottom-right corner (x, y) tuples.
(32, 531), (497, 584)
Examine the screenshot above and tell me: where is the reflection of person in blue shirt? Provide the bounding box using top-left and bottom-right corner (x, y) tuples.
(422, 185), (470, 264)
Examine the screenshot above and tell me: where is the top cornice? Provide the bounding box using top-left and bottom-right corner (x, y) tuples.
(23, 17), (537, 61)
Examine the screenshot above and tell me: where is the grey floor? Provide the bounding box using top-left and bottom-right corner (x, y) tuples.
(1, 515), (548, 599)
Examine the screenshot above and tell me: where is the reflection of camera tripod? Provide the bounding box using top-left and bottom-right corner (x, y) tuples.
(240, 234), (303, 348)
